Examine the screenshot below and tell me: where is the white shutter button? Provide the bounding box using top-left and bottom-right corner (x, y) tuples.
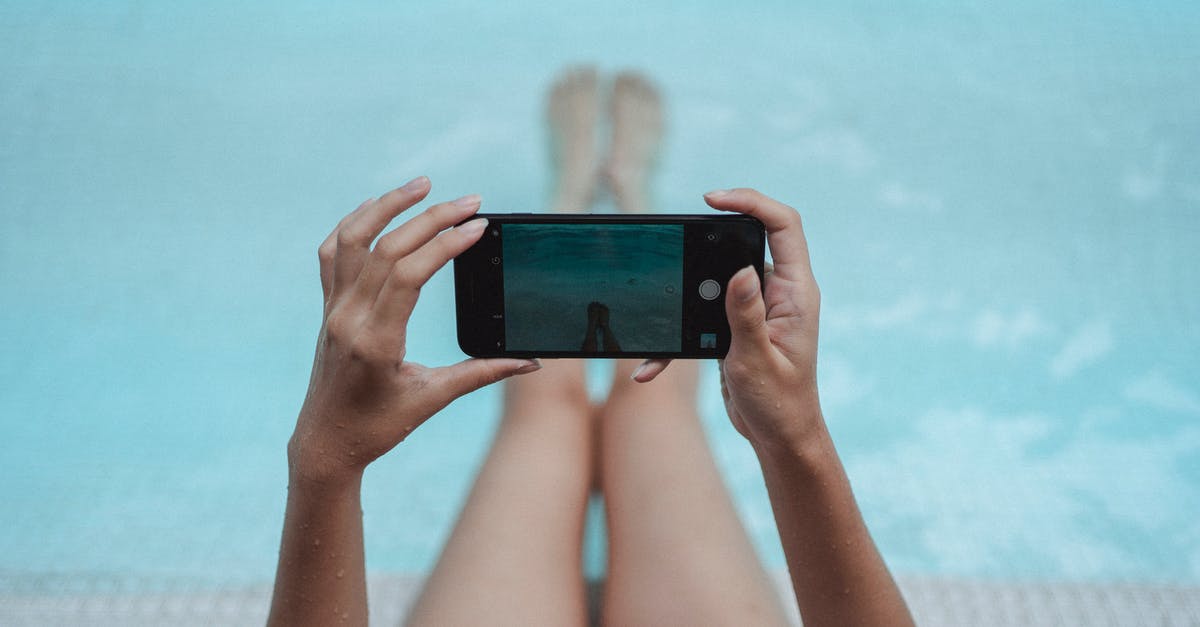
(698, 279), (721, 301)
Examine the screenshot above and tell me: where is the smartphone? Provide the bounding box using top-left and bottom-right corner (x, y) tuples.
(454, 213), (765, 359)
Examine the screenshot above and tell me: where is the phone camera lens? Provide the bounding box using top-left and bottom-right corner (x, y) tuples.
(490, 228), (500, 237)
(705, 232), (720, 242)
(490, 256), (501, 265)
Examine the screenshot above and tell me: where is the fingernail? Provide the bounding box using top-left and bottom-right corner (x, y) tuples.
(457, 217), (488, 236)
(734, 266), (760, 302)
(402, 176), (429, 191)
(630, 362), (647, 381)
(514, 358), (542, 374)
(705, 189), (731, 199)
(453, 193), (482, 208)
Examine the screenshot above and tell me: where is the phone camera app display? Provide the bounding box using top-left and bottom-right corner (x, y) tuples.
(502, 224), (683, 352)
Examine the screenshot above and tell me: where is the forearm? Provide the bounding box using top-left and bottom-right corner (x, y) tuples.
(264, 180), (522, 625)
(753, 416), (914, 627)
(268, 464), (368, 627)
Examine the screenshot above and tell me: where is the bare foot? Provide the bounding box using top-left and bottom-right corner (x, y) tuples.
(604, 72), (664, 214)
(546, 66), (601, 213)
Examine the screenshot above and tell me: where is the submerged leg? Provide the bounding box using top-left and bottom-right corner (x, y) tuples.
(597, 360), (790, 626)
(547, 66), (601, 214)
(604, 71), (664, 215)
(408, 66), (606, 626)
(405, 361), (595, 626)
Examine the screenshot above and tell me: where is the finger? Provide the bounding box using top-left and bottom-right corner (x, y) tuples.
(376, 194), (482, 260)
(371, 217), (489, 333)
(430, 357), (543, 401)
(631, 358), (671, 382)
(319, 197), (375, 303)
(352, 194), (482, 306)
(331, 176), (431, 301)
(725, 265), (773, 358)
(718, 359), (730, 402)
(703, 188), (814, 282)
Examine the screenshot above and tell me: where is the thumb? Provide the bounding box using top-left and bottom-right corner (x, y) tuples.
(725, 266), (771, 357)
(432, 357), (543, 400)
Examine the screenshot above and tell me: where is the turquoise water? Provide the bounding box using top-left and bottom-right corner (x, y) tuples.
(503, 224), (683, 352)
(2, 1), (1199, 587)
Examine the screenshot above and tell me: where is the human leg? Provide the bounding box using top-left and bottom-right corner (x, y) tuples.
(597, 361), (790, 626)
(406, 66), (606, 626)
(593, 72), (786, 624)
(603, 71), (664, 215)
(547, 66), (601, 214)
(405, 360), (595, 626)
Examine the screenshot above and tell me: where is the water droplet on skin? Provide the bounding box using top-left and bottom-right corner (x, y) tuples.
(313, 538), (321, 547)
(342, 611), (350, 619)
(336, 568), (345, 579)
(775, 401), (781, 409)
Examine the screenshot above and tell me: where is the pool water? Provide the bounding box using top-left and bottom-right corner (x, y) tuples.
(502, 223), (684, 353)
(2, 1), (1198, 587)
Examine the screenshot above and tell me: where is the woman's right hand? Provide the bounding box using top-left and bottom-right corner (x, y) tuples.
(710, 190), (917, 627)
(704, 188), (826, 454)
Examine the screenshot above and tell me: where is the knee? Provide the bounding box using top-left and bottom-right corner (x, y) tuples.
(503, 368), (591, 413)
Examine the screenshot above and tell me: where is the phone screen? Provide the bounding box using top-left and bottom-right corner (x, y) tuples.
(455, 214), (763, 359)
(502, 223), (683, 353)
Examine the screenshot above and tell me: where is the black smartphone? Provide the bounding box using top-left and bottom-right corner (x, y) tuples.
(453, 213), (765, 359)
